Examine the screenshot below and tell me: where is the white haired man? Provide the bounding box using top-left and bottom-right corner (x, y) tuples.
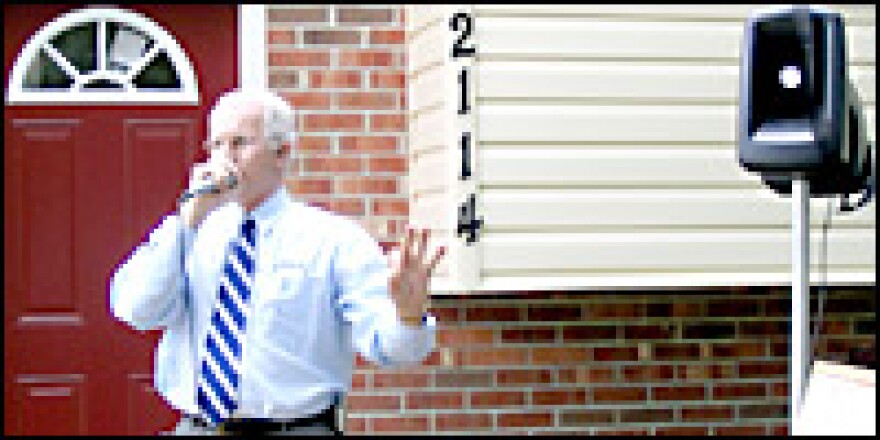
(110, 88), (445, 435)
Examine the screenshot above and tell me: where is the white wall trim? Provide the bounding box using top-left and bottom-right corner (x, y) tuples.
(239, 5), (267, 90)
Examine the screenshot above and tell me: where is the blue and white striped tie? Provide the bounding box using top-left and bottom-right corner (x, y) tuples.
(197, 216), (256, 426)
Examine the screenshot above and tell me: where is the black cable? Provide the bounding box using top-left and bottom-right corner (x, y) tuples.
(810, 197), (832, 361)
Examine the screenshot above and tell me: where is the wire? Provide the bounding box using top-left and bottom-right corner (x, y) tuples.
(810, 197), (832, 361)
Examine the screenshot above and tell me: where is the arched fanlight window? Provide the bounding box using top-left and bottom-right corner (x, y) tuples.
(6, 6), (199, 104)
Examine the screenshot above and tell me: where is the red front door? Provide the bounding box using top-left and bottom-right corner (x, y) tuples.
(4, 5), (237, 435)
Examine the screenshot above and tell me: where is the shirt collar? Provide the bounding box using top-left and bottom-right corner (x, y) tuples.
(243, 184), (290, 237)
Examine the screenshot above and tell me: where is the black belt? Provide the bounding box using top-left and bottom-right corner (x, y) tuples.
(190, 404), (337, 434)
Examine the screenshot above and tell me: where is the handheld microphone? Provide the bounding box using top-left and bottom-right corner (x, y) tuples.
(178, 174), (238, 205)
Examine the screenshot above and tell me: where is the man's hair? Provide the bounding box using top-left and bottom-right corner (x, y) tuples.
(209, 88), (296, 153)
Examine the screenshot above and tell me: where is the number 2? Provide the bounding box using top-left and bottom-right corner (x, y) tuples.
(450, 12), (475, 58)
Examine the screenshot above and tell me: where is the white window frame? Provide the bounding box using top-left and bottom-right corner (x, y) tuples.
(6, 6), (199, 105)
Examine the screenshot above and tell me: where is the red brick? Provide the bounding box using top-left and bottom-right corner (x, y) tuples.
(268, 8), (327, 23)
(268, 50), (331, 67)
(624, 324), (673, 339)
(465, 306), (521, 322)
(497, 412), (555, 428)
(370, 29), (405, 45)
(653, 343), (702, 360)
(678, 364), (736, 380)
(268, 71), (298, 88)
(771, 424), (789, 436)
(559, 409), (615, 427)
(434, 371), (492, 388)
(437, 327), (495, 345)
(368, 157), (407, 173)
(370, 113), (406, 131)
(369, 198), (406, 216)
(715, 426), (766, 435)
(339, 92), (398, 109)
(683, 322), (735, 339)
(593, 346), (640, 362)
(652, 385), (706, 401)
(621, 365), (675, 382)
(340, 136), (399, 153)
(371, 416), (429, 433)
(532, 389), (587, 406)
(350, 372), (367, 390)
(267, 30), (296, 45)
(584, 303), (645, 319)
(594, 429), (651, 436)
(712, 383), (767, 400)
(345, 394), (400, 412)
(279, 92), (332, 109)
(471, 391), (526, 408)
(656, 427), (709, 436)
(532, 347), (590, 365)
(707, 298), (760, 317)
(285, 178), (333, 195)
(338, 177), (398, 194)
(304, 157), (362, 173)
(310, 70), (361, 89)
(303, 114), (363, 132)
(459, 348), (529, 366)
(558, 366), (616, 384)
(591, 387), (647, 403)
(711, 342), (766, 358)
(619, 408), (673, 423)
(344, 417), (366, 432)
(296, 136), (333, 153)
(500, 327), (556, 343)
(372, 372), (430, 389)
(307, 198), (365, 216)
(427, 306), (458, 322)
(562, 325), (617, 341)
(338, 8), (394, 24)
(527, 305), (581, 321)
(496, 369), (554, 386)
(681, 405), (734, 421)
(740, 321), (787, 336)
(771, 381), (788, 397)
(738, 361), (787, 378)
(406, 391), (462, 410)
(303, 30), (360, 45)
(435, 413), (492, 432)
(418, 349), (446, 367)
(340, 49), (396, 67)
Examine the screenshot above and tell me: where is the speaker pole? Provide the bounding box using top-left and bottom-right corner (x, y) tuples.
(791, 176), (811, 431)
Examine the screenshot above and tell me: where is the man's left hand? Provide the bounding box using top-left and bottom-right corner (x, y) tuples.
(388, 227), (445, 326)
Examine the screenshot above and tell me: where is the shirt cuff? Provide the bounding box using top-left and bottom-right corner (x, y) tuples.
(381, 313), (436, 365)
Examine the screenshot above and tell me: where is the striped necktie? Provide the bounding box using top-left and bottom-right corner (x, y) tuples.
(197, 216), (256, 426)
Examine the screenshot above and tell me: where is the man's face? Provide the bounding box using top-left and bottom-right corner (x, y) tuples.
(206, 103), (282, 199)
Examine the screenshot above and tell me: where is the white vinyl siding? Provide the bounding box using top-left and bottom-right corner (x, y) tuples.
(407, 4), (876, 293)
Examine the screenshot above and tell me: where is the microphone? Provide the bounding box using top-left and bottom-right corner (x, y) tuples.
(178, 174), (238, 205)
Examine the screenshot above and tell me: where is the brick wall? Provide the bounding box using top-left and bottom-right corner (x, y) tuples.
(344, 287), (874, 435)
(266, 5), (876, 435)
(269, 5), (408, 249)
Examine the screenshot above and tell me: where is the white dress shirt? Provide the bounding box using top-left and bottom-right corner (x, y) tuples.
(110, 186), (436, 419)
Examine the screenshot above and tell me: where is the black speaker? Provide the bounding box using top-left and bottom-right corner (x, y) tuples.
(738, 6), (872, 197)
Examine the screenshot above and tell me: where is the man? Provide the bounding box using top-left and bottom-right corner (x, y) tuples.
(109, 88), (444, 435)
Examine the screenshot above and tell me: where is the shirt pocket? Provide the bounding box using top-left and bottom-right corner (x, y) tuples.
(256, 259), (322, 347)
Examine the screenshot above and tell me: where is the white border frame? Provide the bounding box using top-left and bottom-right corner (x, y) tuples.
(6, 6), (199, 105)
(239, 5), (266, 90)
